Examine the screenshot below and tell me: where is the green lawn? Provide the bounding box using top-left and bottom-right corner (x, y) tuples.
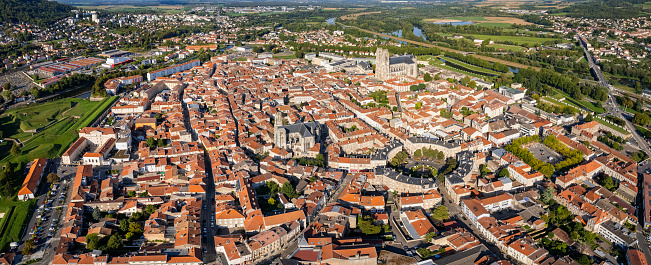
(273, 54), (297, 59)
(462, 34), (562, 47)
(489, 44), (525, 52)
(0, 198), (35, 251)
(0, 96), (118, 166)
(440, 56), (504, 75)
(476, 22), (512, 28)
(595, 116), (630, 134)
(431, 59), (486, 79)
(565, 97), (606, 114)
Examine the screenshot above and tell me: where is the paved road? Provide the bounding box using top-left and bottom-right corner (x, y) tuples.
(19, 159), (76, 264)
(578, 33), (651, 263)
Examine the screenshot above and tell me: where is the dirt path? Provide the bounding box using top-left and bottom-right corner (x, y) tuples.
(339, 23), (541, 71)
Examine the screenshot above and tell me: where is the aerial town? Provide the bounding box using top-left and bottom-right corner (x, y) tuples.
(0, 1), (651, 265)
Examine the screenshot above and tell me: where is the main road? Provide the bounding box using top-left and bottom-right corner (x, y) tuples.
(577, 34), (651, 156)
(578, 33), (651, 262)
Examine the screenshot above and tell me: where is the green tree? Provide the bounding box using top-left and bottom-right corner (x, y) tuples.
(633, 112), (650, 126)
(432, 205), (449, 220)
(584, 113), (594, 122)
(47, 172), (59, 183)
(358, 215), (381, 235)
(120, 219), (129, 232)
(497, 168), (510, 178)
(144, 204), (158, 215)
(415, 102), (422, 109)
(295, 49), (304, 59)
(127, 191), (136, 197)
(541, 187), (556, 205)
(424, 232), (436, 243)
(30, 87), (40, 99)
(92, 207), (102, 221)
(436, 151), (444, 160)
(86, 233), (100, 250)
(600, 175), (616, 191)
(469, 80), (477, 89)
(414, 149), (422, 159)
(10, 143), (20, 156)
(129, 222), (143, 233)
(281, 182), (298, 199)
(417, 247), (434, 258)
(125, 232), (136, 240)
(146, 137), (156, 149)
(268, 197), (276, 206)
(424, 73), (433, 82)
(576, 255), (591, 265)
(22, 239), (35, 255)
(107, 234), (123, 250)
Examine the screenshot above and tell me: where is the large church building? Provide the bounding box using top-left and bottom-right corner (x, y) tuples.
(375, 48), (418, 81)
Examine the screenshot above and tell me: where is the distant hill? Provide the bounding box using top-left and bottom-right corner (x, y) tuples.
(0, 0), (73, 26)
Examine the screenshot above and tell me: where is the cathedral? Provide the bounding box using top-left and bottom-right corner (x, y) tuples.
(375, 48), (418, 81)
(274, 121), (321, 154)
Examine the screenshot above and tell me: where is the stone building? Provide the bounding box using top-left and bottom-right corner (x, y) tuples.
(274, 121), (321, 154)
(374, 48), (418, 81)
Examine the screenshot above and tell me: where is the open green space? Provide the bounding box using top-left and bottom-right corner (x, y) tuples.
(489, 44), (525, 52)
(476, 22), (512, 28)
(462, 34), (563, 47)
(440, 56), (504, 75)
(0, 198), (35, 251)
(565, 98), (606, 114)
(430, 58), (486, 79)
(273, 54), (297, 59)
(594, 116), (629, 134)
(0, 96), (118, 166)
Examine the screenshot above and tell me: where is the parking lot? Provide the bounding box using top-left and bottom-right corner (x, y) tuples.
(20, 160), (76, 262)
(527, 144), (562, 164)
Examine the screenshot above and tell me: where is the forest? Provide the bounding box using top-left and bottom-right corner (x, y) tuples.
(0, 0), (73, 26)
(554, 0), (648, 19)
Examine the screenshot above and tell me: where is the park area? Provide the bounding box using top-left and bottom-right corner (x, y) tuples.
(0, 199), (36, 251)
(0, 96), (118, 166)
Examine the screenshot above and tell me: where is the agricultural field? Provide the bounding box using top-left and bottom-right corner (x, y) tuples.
(0, 96), (118, 166)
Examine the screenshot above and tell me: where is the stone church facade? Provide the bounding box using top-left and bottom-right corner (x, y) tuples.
(375, 48), (418, 81)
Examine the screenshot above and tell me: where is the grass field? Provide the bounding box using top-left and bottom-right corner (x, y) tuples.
(476, 22), (513, 28)
(0, 199), (35, 251)
(462, 34), (560, 46)
(440, 56), (504, 75)
(595, 116), (629, 134)
(430, 58), (486, 79)
(273, 54), (297, 59)
(489, 44), (526, 52)
(0, 96), (118, 166)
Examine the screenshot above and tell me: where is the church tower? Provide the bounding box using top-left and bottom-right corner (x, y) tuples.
(375, 48), (390, 81)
